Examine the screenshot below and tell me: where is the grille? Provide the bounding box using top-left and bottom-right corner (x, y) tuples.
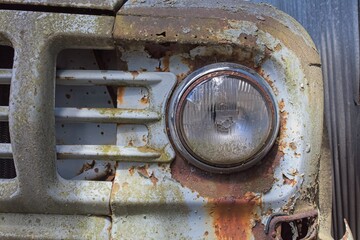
(0, 69), (176, 175)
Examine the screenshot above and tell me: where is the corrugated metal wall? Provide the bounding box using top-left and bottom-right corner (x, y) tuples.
(248, 0), (360, 238)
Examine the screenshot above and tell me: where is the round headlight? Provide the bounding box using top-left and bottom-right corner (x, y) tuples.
(168, 63), (279, 173)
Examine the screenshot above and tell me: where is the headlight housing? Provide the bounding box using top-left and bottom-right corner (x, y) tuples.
(168, 63), (279, 173)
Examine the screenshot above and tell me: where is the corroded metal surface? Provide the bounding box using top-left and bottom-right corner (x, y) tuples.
(0, 1), (329, 239)
(265, 210), (318, 239)
(0, 0), (125, 11)
(0, 10), (115, 215)
(0, 213), (111, 239)
(111, 1), (324, 239)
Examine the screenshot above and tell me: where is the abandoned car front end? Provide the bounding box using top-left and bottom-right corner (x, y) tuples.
(0, 0), (333, 239)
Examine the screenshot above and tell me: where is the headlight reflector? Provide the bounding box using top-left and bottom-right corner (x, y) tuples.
(169, 63), (279, 173)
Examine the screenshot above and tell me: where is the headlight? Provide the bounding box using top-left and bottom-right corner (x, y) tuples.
(168, 63), (279, 173)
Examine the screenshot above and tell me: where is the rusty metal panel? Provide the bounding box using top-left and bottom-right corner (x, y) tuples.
(0, 0), (125, 11)
(111, 1), (324, 239)
(0, 214), (111, 239)
(0, 10), (115, 215)
(245, 1), (360, 239)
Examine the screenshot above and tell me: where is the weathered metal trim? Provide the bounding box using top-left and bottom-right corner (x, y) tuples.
(0, 10), (115, 215)
(55, 107), (160, 123)
(0, 68), (166, 86)
(57, 145), (162, 161)
(0, 0), (125, 12)
(1, 106), (161, 123)
(0, 213), (111, 240)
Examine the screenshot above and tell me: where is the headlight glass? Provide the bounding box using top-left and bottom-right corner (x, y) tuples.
(169, 63), (279, 173)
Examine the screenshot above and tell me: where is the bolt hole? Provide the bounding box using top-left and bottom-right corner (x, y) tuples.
(156, 31), (166, 37)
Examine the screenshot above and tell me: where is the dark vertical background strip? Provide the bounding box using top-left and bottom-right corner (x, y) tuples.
(248, 0), (360, 238)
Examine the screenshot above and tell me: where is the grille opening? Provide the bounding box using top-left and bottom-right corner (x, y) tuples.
(0, 45), (15, 179)
(55, 49), (151, 181)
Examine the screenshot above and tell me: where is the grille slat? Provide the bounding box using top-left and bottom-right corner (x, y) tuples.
(1, 107), (160, 123)
(57, 145), (161, 161)
(55, 107), (160, 123)
(0, 69), (162, 86)
(0, 106), (8, 121)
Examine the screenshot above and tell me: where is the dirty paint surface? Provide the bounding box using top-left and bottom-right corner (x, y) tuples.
(0, 1), (326, 239)
(110, 1), (324, 239)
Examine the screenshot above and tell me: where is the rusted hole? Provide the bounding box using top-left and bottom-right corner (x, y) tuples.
(266, 210), (318, 240)
(279, 217), (316, 239)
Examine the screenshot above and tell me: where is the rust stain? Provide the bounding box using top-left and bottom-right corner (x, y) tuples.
(112, 183), (120, 196)
(130, 70), (139, 79)
(171, 146), (283, 199)
(128, 166), (135, 176)
(137, 146), (159, 153)
(282, 174), (297, 186)
(105, 172), (115, 181)
(78, 160), (95, 174)
(140, 95), (149, 105)
(137, 165), (150, 178)
(278, 99), (288, 153)
(274, 43), (282, 52)
(289, 142), (297, 150)
(117, 87), (126, 105)
(149, 173), (158, 186)
(208, 194), (261, 240)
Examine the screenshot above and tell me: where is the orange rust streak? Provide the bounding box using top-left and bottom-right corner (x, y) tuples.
(128, 166), (135, 176)
(150, 173), (158, 186)
(117, 87), (126, 105)
(140, 95), (149, 105)
(210, 196), (260, 240)
(283, 174), (297, 186)
(130, 71), (139, 79)
(137, 165), (150, 178)
(111, 182), (120, 198)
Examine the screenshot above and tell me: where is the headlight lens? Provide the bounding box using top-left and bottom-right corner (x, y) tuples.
(169, 63), (279, 173)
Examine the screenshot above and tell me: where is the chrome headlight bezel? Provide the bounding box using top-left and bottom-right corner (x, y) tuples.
(168, 63), (280, 173)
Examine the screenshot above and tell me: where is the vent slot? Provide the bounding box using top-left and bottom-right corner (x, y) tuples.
(54, 49), (175, 181)
(0, 45), (15, 179)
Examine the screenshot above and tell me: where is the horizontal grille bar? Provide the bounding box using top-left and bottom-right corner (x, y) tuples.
(55, 108), (160, 123)
(0, 106), (8, 121)
(0, 69), (163, 86)
(58, 145), (161, 161)
(0, 107), (160, 123)
(0, 144), (11, 159)
(0, 144), (161, 161)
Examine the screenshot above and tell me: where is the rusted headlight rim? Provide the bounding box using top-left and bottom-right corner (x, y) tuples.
(168, 62), (280, 173)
